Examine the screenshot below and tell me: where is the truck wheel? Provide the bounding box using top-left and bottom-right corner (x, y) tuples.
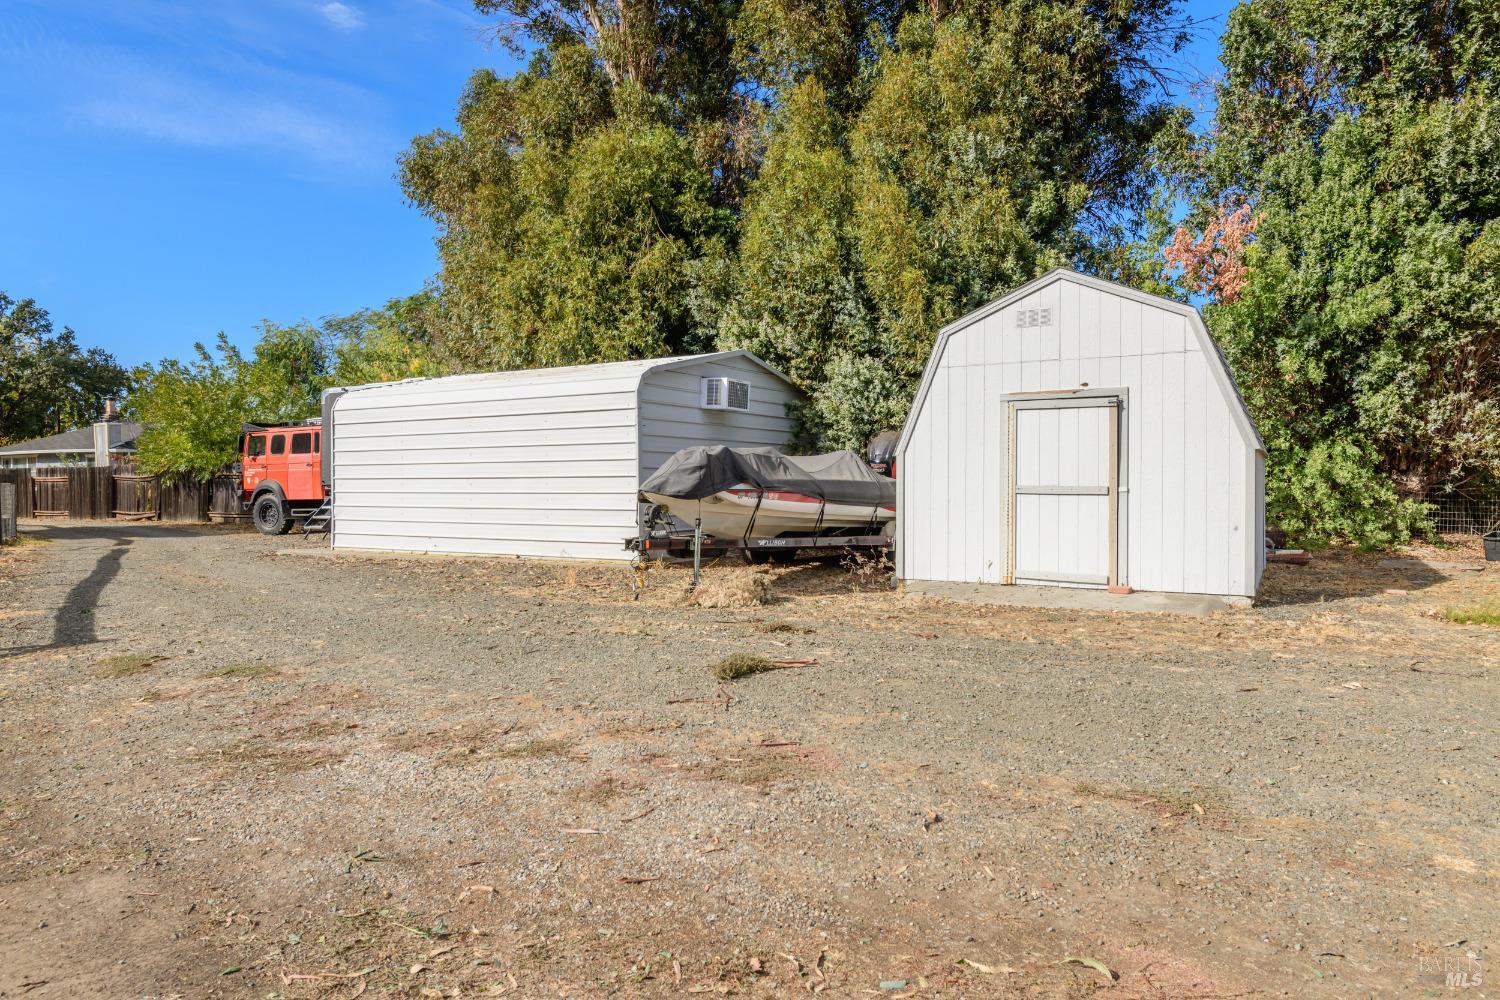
(252, 494), (290, 535)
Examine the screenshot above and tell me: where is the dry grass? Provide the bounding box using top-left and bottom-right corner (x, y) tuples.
(96, 654), (165, 679)
(1074, 782), (1230, 822)
(492, 737), (574, 760)
(205, 662), (282, 680)
(696, 753), (801, 789)
(574, 776), (628, 805)
(686, 571), (771, 608)
(190, 740), (344, 773)
(753, 619), (811, 634)
(710, 653), (776, 681)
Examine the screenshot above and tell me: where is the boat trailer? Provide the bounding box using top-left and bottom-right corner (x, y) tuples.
(625, 499), (893, 589)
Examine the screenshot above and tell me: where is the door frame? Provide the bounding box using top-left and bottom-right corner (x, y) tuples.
(1002, 387), (1129, 588)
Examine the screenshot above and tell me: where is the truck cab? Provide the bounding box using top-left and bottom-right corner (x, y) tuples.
(240, 422), (327, 534)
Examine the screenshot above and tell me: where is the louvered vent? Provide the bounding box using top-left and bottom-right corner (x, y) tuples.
(701, 377), (751, 411)
(1016, 307), (1053, 328)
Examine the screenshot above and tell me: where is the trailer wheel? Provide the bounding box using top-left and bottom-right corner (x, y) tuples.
(252, 493), (291, 535)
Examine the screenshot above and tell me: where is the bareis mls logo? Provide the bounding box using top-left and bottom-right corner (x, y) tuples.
(1417, 952), (1484, 989)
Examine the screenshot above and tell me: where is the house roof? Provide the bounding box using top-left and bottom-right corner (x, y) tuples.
(896, 268), (1265, 456)
(0, 421), (143, 457)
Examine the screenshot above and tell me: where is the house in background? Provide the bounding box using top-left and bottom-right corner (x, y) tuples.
(0, 401), (142, 470)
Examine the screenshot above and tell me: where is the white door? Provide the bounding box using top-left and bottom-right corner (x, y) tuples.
(1008, 401), (1118, 587)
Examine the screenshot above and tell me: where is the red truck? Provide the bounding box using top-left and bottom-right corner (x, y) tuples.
(239, 421), (329, 534)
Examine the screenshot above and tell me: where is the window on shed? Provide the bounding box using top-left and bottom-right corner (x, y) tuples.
(271, 435), (286, 455)
(291, 432), (312, 454)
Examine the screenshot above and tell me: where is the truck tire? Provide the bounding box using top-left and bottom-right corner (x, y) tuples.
(252, 493), (291, 535)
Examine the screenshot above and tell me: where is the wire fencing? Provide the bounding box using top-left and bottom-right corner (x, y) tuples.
(1426, 488), (1500, 536)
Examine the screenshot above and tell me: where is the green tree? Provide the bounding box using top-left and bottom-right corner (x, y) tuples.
(129, 323), (331, 480)
(326, 292), (445, 386)
(400, 49), (732, 372)
(0, 292), (129, 445)
(714, 2), (1188, 448)
(408, 0), (1188, 451)
(1171, 0), (1500, 545)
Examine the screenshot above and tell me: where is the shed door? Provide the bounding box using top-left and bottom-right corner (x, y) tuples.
(1007, 400), (1119, 587)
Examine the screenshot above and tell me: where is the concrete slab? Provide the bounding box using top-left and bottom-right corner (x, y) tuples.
(902, 580), (1246, 616)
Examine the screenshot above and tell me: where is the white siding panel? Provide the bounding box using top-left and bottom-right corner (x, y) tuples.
(964, 364), (985, 581)
(1160, 350), (1187, 591)
(1181, 352), (1210, 595)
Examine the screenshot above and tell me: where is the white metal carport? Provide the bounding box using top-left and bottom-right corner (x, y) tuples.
(328, 351), (799, 561)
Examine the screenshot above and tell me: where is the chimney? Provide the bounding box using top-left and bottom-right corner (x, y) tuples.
(102, 398), (119, 421)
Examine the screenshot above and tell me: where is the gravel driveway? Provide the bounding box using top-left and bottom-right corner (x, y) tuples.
(0, 522), (1494, 998)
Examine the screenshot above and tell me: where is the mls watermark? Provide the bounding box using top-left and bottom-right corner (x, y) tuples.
(1418, 952), (1484, 990)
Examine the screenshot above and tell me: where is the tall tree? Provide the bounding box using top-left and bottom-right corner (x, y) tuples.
(1172, 0), (1500, 545)
(0, 292), (129, 445)
(400, 47), (732, 372)
(716, 0), (1188, 447)
(411, 0), (1190, 450)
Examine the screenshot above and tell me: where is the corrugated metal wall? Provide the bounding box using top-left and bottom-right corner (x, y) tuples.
(331, 354), (797, 562)
(899, 273), (1264, 598)
(638, 356), (799, 481)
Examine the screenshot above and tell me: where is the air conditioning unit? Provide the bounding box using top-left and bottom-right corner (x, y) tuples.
(700, 377), (750, 411)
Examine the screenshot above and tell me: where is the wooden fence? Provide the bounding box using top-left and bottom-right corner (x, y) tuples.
(0, 468), (242, 523)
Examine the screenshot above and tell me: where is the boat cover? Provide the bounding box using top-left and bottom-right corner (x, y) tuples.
(641, 446), (895, 507)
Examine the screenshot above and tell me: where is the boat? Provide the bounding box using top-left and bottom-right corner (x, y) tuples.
(640, 446), (896, 541)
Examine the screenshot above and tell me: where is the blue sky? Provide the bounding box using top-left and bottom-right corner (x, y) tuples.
(0, 0), (522, 367)
(1, 0), (1230, 369)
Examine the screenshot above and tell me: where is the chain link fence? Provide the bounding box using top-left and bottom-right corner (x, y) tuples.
(1426, 488), (1500, 536)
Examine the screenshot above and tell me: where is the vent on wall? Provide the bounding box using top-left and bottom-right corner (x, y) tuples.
(1016, 307), (1053, 328)
(701, 377), (751, 411)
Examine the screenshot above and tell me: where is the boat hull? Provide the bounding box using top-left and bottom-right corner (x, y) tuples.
(643, 489), (895, 540)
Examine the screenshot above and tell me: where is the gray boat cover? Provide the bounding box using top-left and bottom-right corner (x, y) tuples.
(641, 446), (895, 506)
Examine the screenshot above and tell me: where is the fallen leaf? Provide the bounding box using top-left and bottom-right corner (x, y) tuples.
(428, 944), (458, 958)
(1062, 956), (1118, 981)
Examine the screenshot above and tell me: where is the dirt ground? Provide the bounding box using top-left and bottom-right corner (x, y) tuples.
(0, 522), (1494, 999)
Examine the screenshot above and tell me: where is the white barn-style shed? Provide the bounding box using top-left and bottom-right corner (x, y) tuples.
(328, 351), (799, 560)
(897, 269), (1266, 600)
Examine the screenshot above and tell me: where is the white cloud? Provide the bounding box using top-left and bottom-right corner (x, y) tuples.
(32, 41), (396, 174)
(317, 1), (364, 30)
